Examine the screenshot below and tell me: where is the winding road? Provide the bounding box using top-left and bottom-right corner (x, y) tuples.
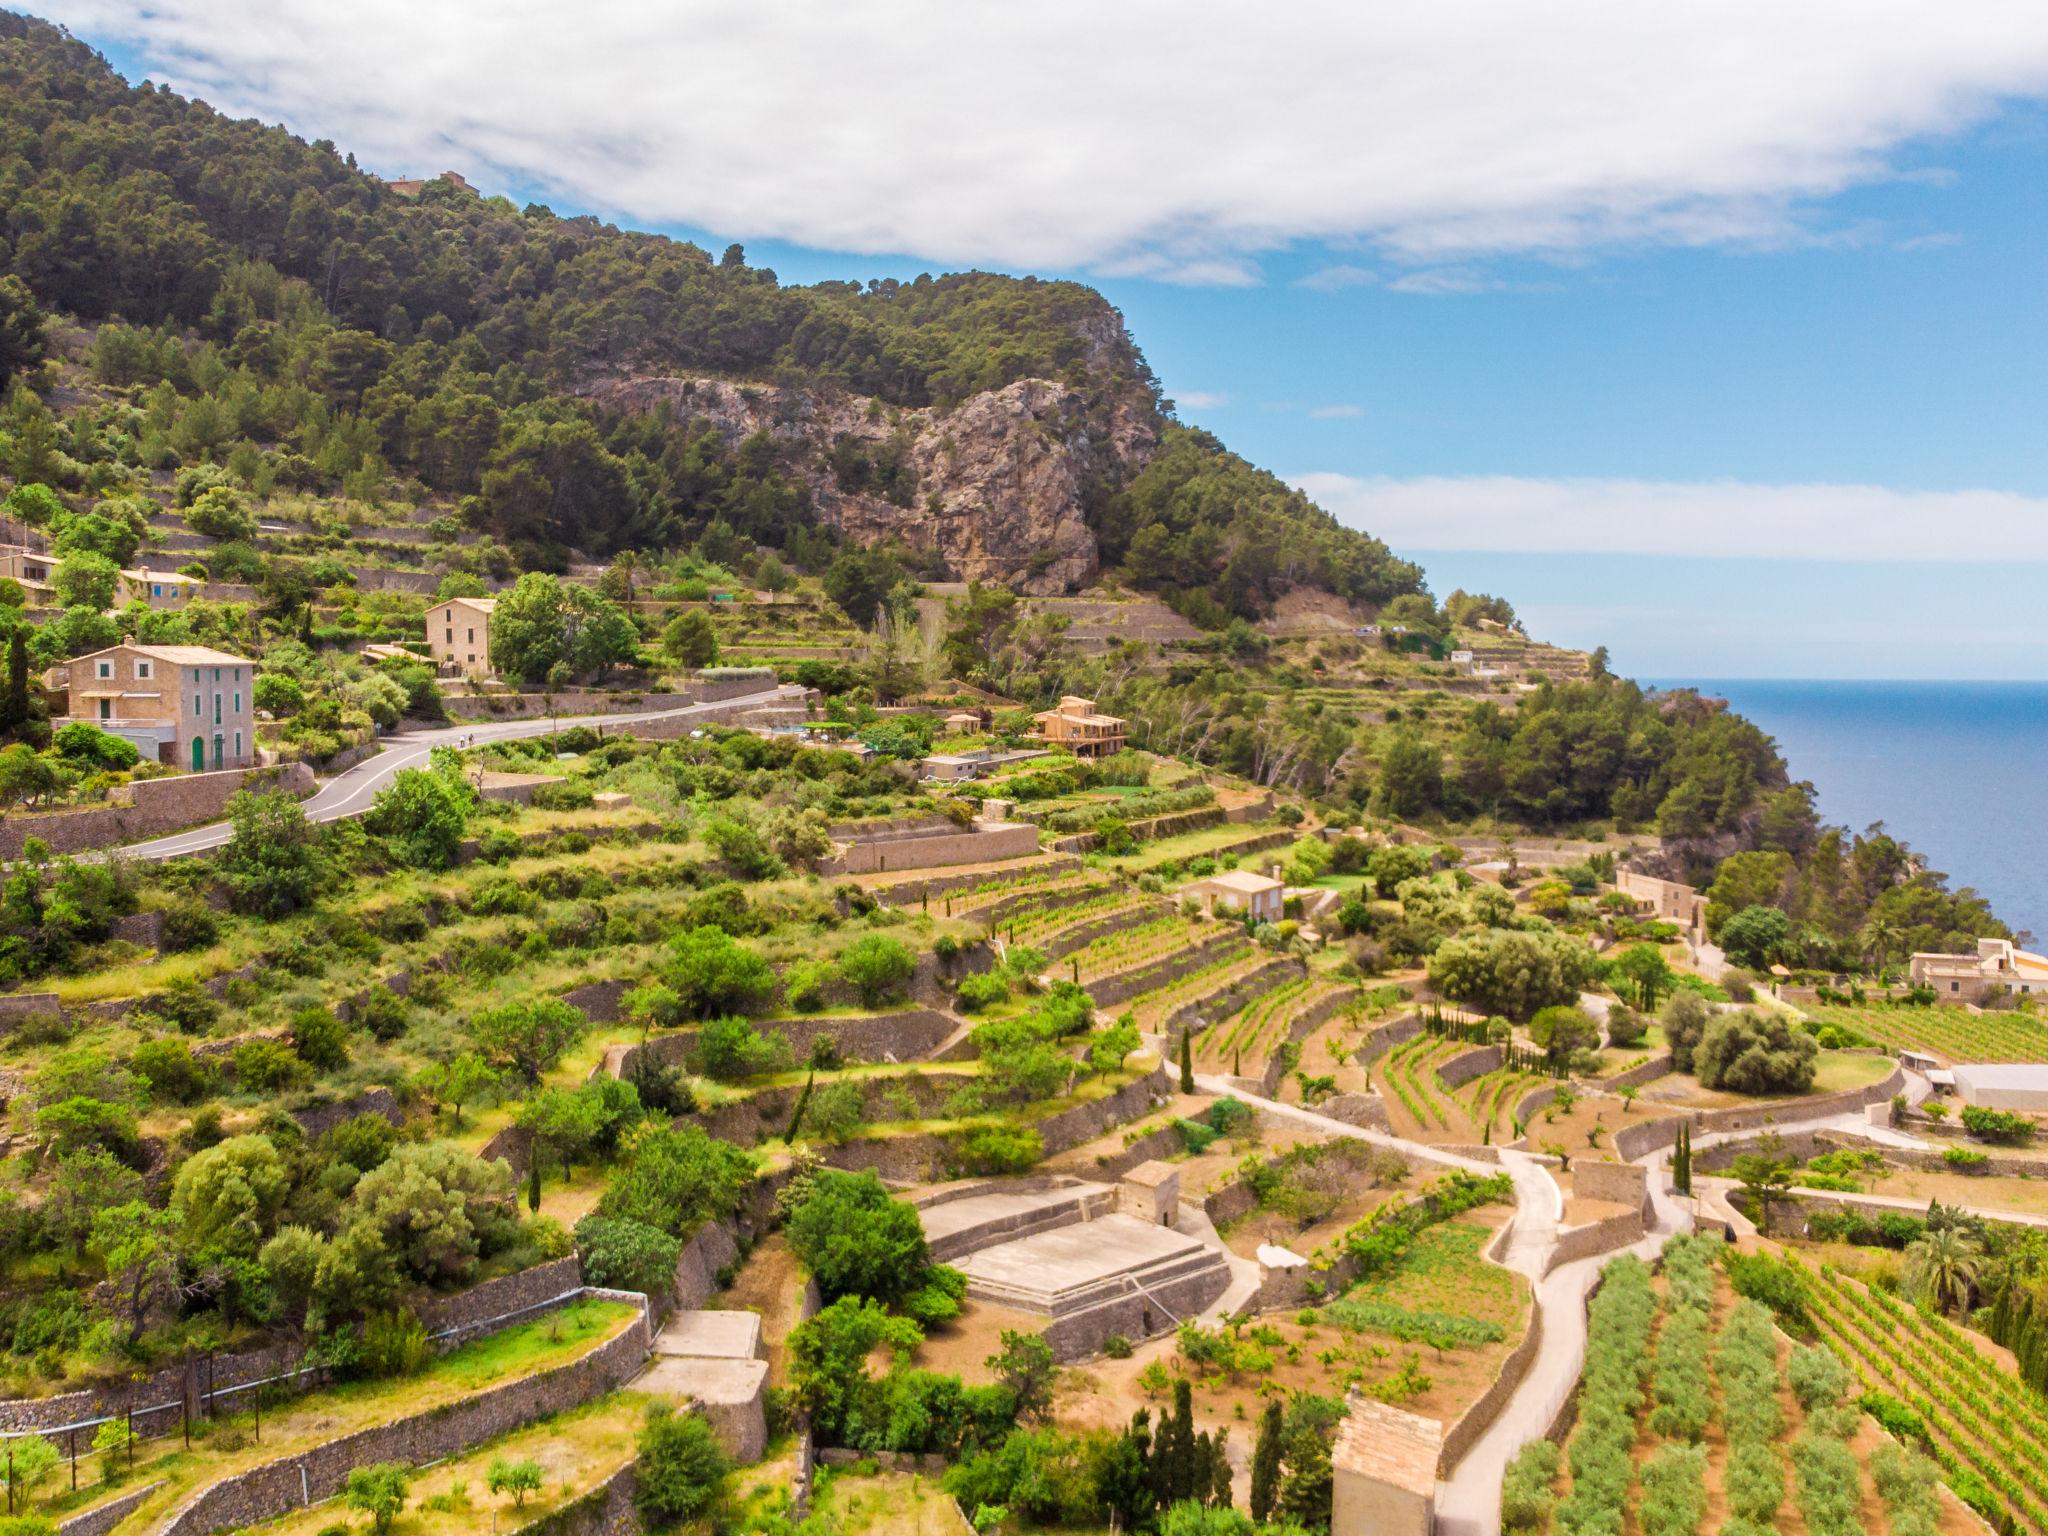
(105, 687), (792, 861)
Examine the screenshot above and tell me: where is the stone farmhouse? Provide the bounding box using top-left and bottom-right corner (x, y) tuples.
(115, 567), (198, 609)
(56, 639), (258, 770)
(428, 595), (497, 676)
(1030, 695), (1126, 758)
(1910, 937), (2048, 1003)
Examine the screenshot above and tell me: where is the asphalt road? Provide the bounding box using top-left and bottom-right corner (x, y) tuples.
(108, 687), (790, 861)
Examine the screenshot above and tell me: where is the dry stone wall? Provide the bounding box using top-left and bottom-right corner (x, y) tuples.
(57, 1481), (165, 1536)
(158, 1293), (651, 1536)
(824, 822), (1040, 875)
(0, 763), (314, 858)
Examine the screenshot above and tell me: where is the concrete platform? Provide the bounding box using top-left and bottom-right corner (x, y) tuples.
(654, 1309), (762, 1361)
(958, 1213), (1207, 1306)
(637, 1355), (771, 1461)
(918, 1180), (1116, 1262)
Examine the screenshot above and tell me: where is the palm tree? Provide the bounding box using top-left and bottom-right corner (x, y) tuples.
(1860, 913), (1902, 977)
(1905, 1227), (1985, 1316)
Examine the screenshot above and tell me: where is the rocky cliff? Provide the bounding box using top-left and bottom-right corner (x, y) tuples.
(586, 374), (1157, 594)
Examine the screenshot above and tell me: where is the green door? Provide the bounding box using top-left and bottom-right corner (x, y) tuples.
(191, 737), (204, 772)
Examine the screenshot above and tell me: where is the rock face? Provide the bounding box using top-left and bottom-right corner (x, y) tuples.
(585, 374), (1157, 595)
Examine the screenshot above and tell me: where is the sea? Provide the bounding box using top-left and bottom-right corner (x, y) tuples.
(1642, 679), (2048, 944)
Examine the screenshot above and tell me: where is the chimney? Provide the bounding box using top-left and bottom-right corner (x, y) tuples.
(122, 634), (136, 647)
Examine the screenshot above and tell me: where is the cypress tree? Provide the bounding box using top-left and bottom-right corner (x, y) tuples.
(1249, 1400), (1283, 1522)
(526, 1152), (541, 1213)
(785, 1068), (816, 1143)
(1179, 1030), (1195, 1094)
(1208, 1427), (1233, 1508)
(1173, 1379), (1199, 1502)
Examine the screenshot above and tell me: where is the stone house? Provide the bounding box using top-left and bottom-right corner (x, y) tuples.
(1031, 695), (1126, 758)
(1910, 938), (2048, 1002)
(1184, 870), (1285, 923)
(0, 546), (55, 604)
(115, 567), (198, 609)
(427, 595), (497, 676)
(57, 640), (257, 770)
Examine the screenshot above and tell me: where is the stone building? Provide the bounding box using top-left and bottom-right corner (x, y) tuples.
(115, 567), (198, 609)
(1331, 1395), (1440, 1536)
(1910, 938), (2048, 1003)
(427, 595), (497, 676)
(1184, 870), (1285, 924)
(1031, 695), (1126, 757)
(57, 640), (257, 770)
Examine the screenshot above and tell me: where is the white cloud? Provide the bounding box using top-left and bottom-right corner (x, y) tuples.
(1297, 264), (1377, 291)
(1294, 473), (2048, 563)
(43, 0), (2048, 279)
(1308, 404), (1364, 419)
(1386, 268), (1500, 296)
(1175, 391), (1230, 410)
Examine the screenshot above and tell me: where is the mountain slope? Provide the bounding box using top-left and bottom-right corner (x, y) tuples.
(0, 11), (1418, 614)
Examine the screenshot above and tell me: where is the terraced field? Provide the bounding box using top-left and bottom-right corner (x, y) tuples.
(1372, 1036), (1544, 1143)
(1801, 1003), (2048, 1064)
(1001, 888), (1155, 948)
(1122, 943), (1264, 1032)
(1067, 914), (1205, 984)
(1805, 1260), (2048, 1534)
(1196, 977), (1354, 1077)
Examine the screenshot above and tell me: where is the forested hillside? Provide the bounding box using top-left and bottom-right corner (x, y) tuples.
(0, 11), (1418, 616)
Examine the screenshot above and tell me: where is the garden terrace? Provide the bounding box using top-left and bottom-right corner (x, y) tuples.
(1632, 1048), (1897, 1112)
(226, 1391), (649, 1536)
(997, 887), (1156, 950)
(1062, 913), (1209, 986)
(40, 1297), (641, 1536)
(1195, 975), (1354, 1080)
(1371, 1036), (1547, 1145)
(1799, 1002), (2048, 1064)
(1803, 1258), (2048, 1533)
(1118, 944), (1266, 1032)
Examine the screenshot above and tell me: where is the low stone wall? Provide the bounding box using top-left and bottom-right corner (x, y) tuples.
(158, 1293), (652, 1536)
(1037, 1067), (1174, 1155)
(513, 1460), (641, 1536)
(1038, 1258), (1232, 1360)
(58, 1481), (165, 1536)
(1599, 1052), (1675, 1091)
(1544, 1209), (1646, 1275)
(0, 992), (62, 1022)
(414, 1255), (585, 1343)
(1044, 906), (1188, 964)
(818, 1448), (951, 1474)
(875, 856), (1084, 911)
(288, 1086), (401, 1139)
(824, 822), (1040, 876)
(0, 762), (315, 858)
(1437, 1288), (1542, 1475)
(1814, 1127), (2048, 1179)
(1438, 1045), (1503, 1089)
(1065, 1122), (1184, 1180)
(1513, 1083), (1562, 1126)
(1615, 1064), (1906, 1159)
(616, 1010), (958, 1077)
(1572, 1160), (1650, 1212)
(1316, 1093), (1392, 1132)
(444, 691), (697, 721)
(672, 1222), (741, 1311)
(1353, 1013), (1425, 1066)
(1693, 1129), (1832, 1175)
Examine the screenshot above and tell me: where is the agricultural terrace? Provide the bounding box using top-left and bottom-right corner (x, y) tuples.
(1504, 1238), (1967, 1536)
(1368, 1034), (1547, 1145)
(1799, 1002), (2048, 1064)
(1803, 1259), (2048, 1534)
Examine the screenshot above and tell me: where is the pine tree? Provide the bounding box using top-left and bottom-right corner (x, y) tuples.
(1179, 1030), (1195, 1094)
(1249, 1400), (1283, 1522)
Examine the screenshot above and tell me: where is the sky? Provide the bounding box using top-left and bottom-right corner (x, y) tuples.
(41, 0), (2048, 680)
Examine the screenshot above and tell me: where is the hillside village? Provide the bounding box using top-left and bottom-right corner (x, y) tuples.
(0, 14), (2045, 1536)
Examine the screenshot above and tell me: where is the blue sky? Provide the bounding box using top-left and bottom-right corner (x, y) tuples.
(56, 2), (2048, 680)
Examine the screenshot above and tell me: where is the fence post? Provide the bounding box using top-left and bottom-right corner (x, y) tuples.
(127, 1406), (134, 1468)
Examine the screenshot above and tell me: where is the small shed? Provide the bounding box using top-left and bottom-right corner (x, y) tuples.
(1331, 1395), (1441, 1536)
(1185, 870), (1285, 924)
(1120, 1161), (1180, 1227)
(943, 710), (984, 734)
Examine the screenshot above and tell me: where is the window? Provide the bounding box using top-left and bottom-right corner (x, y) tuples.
(136, 661), (152, 680)
(214, 694), (222, 725)
(151, 584), (162, 598)
(233, 692), (241, 714)
(96, 661), (112, 679)
(445, 628), (453, 643)
(193, 694), (202, 718)
(467, 628), (475, 643)
(234, 730), (242, 760)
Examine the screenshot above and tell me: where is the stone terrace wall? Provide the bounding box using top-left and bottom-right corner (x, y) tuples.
(1249, 980), (1355, 1095)
(158, 1293), (652, 1536)
(1572, 1160), (1649, 1212)
(870, 856), (1083, 910)
(1812, 1127), (2048, 1179)
(518, 1462), (642, 1536)
(444, 691), (697, 720)
(1353, 1013), (1426, 1066)
(1316, 1093), (1392, 1133)
(824, 822), (1040, 875)
(1438, 1045), (1503, 1089)
(1064, 1122), (1183, 1181)
(672, 1222), (741, 1312)
(1600, 1052), (1675, 1091)
(58, 1481), (165, 1536)
(0, 762), (314, 858)
(614, 1009), (957, 1074)
(288, 1086), (401, 1139)
(1543, 1209), (1645, 1275)
(1037, 1067), (1174, 1155)
(415, 1255), (585, 1344)
(1437, 1289), (1542, 1475)
(1613, 1064), (1906, 1161)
